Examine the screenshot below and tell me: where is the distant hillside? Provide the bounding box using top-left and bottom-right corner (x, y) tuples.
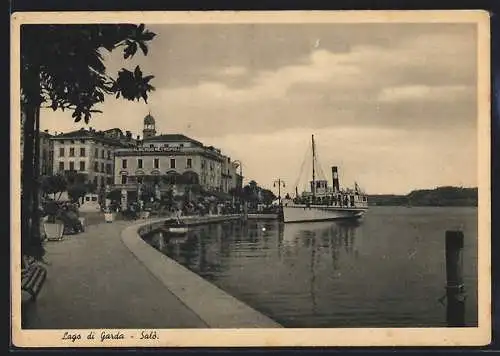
(369, 186), (478, 207)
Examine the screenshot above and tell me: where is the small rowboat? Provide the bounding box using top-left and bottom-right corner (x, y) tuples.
(167, 226), (189, 234)
(163, 216), (189, 235)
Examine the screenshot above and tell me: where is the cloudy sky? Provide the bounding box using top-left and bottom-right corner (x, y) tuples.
(39, 22), (479, 195)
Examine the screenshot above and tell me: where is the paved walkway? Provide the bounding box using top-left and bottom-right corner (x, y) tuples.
(23, 218), (207, 329)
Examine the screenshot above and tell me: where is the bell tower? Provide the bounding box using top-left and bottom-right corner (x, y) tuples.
(143, 111), (156, 139)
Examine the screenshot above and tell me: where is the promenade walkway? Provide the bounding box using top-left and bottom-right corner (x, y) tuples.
(22, 216), (207, 329)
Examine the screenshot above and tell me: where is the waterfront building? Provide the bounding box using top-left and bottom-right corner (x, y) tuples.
(113, 114), (242, 202)
(103, 127), (139, 146)
(51, 127), (135, 191)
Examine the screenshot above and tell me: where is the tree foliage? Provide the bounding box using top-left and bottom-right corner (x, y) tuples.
(64, 171), (87, 185)
(21, 24), (156, 259)
(21, 24), (156, 122)
(106, 189), (122, 203)
(368, 186), (478, 207)
(140, 182), (156, 202)
(67, 184), (87, 203)
(241, 180), (277, 205)
(260, 189), (277, 205)
(40, 174), (67, 199)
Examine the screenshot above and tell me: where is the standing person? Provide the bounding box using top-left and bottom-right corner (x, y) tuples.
(175, 208), (183, 224)
(129, 202), (136, 220)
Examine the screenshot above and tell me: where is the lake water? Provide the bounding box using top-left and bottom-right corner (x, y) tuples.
(142, 206), (478, 328)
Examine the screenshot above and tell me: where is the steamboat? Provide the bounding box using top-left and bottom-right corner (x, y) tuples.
(281, 135), (369, 223)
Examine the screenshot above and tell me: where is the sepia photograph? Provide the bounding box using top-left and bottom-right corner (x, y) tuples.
(11, 10), (491, 347)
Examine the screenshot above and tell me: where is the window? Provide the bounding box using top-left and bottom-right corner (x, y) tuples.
(101, 162), (104, 173)
(69, 147), (75, 157)
(121, 175), (127, 184)
(59, 147), (64, 157)
(95, 148), (99, 157)
(91, 196), (97, 202)
(106, 177), (113, 185)
(154, 158), (159, 169)
(70, 140), (75, 144)
(94, 162), (99, 172)
(85, 196), (90, 202)
(170, 159), (176, 169)
(80, 147), (86, 157)
(138, 159), (143, 169)
(106, 164), (112, 174)
(150, 144), (155, 148)
(69, 161), (75, 171)
(80, 161), (85, 171)
(59, 162), (64, 171)
(80, 139), (85, 144)
(180, 144), (184, 148)
(101, 149), (105, 159)
(122, 159), (127, 169)
(137, 176), (143, 184)
(93, 176), (98, 186)
(107, 151), (111, 160)
(100, 176), (105, 187)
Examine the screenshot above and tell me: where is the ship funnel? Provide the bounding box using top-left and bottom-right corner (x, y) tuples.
(332, 166), (340, 192)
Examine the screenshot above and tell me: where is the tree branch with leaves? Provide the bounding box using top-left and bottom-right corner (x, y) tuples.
(21, 24), (156, 259)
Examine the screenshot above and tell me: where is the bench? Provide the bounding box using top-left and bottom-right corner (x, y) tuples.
(21, 264), (47, 302)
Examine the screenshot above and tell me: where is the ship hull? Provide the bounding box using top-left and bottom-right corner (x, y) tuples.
(282, 204), (367, 223)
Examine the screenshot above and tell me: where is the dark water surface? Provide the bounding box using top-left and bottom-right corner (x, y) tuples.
(143, 206), (478, 328)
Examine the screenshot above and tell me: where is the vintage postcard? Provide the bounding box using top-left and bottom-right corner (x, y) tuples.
(11, 10), (491, 347)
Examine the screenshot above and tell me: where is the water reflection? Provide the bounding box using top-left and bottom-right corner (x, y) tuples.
(145, 219), (361, 322)
(146, 220), (360, 276)
(141, 208), (478, 328)
(279, 220), (360, 270)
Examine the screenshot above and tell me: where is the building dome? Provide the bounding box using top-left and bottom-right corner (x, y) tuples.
(144, 114), (155, 125)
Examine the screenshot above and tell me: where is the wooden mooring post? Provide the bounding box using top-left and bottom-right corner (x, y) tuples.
(445, 230), (466, 327)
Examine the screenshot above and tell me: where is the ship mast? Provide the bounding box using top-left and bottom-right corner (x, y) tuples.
(312, 134), (316, 197)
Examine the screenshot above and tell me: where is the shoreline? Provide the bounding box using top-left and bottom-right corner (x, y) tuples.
(121, 215), (283, 329)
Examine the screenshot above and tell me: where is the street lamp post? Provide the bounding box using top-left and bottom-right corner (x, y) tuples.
(273, 178), (286, 206)
(232, 160), (243, 192)
(233, 160), (243, 180)
(232, 160), (243, 213)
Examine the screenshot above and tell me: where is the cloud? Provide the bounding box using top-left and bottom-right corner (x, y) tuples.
(377, 85), (472, 102)
(37, 23), (479, 194)
(156, 48), (362, 104)
(40, 31), (477, 136)
(137, 23), (476, 90)
(218, 66), (248, 76)
(195, 126), (477, 195)
(153, 26), (476, 107)
(127, 29), (477, 136)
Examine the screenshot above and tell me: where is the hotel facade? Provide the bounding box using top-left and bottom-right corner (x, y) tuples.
(112, 114), (242, 199)
(50, 128), (136, 191)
